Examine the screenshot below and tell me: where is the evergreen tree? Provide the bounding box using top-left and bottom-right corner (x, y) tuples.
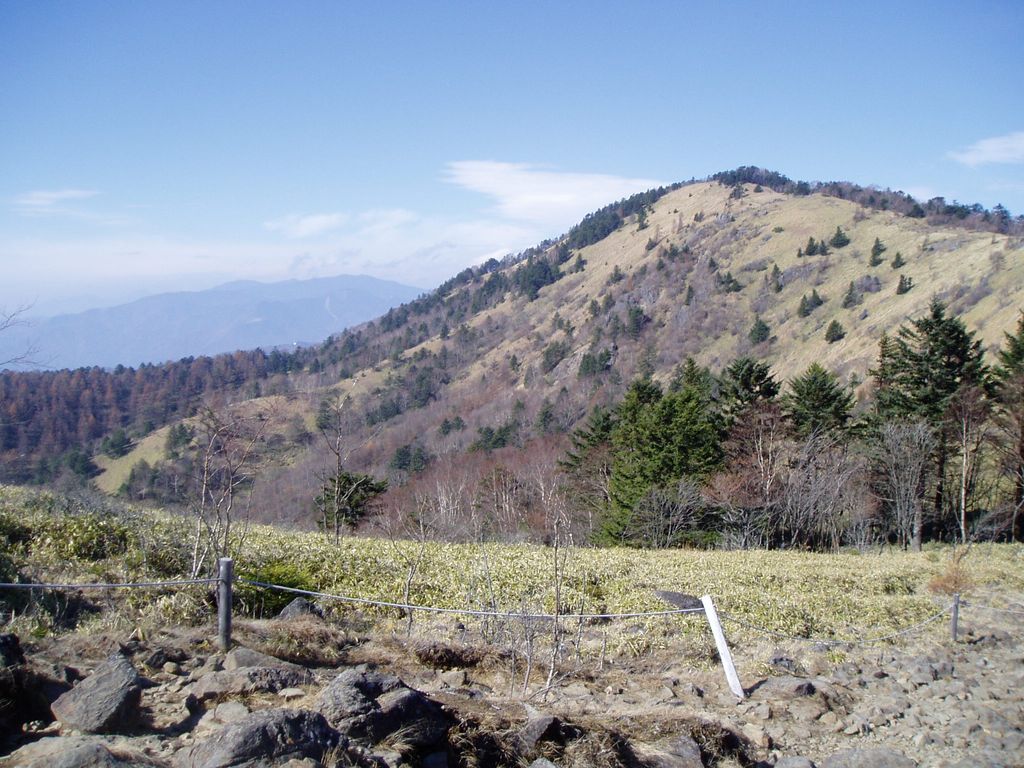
(871, 300), (990, 525)
(770, 264), (783, 293)
(869, 237), (886, 266)
(782, 363), (855, 437)
(825, 319), (846, 343)
(890, 252), (906, 269)
(797, 295), (811, 317)
(684, 285), (694, 305)
(842, 281), (861, 308)
(994, 312), (1024, 539)
(896, 274), (914, 294)
(604, 379), (721, 543)
(829, 226), (851, 248)
(315, 471), (387, 537)
(873, 300), (988, 423)
(749, 315), (770, 343)
(719, 357), (779, 424)
(798, 290), (824, 317)
(669, 357), (715, 400)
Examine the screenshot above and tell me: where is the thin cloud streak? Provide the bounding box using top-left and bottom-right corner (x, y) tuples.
(264, 212), (350, 238)
(5, 161), (668, 311)
(949, 131), (1024, 167)
(444, 161), (665, 228)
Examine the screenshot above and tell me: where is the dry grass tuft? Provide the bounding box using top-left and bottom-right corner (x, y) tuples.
(928, 546), (974, 596)
(233, 616), (354, 666)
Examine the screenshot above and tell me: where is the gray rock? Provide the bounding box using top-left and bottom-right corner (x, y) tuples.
(821, 748), (916, 768)
(775, 758), (816, 768)
(3, 735), (152, 767)
(173, 708), (339, 768)
(0, 632), (25, 667)
(314, 665), (450, 748)
(528, 761), (559, 768)
(517, 714), (562, 754)
(224, 646), (304, 672)
(316, 665), (403, 723)
(189, 666), (309, 702)
(51, 654), (143, 734)
(665, 734), (703, 765)
(277, 597), (324, 621)
(753, 676), (816, 698)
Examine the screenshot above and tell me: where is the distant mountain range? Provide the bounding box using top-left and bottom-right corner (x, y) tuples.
(0, 275), (423, 370)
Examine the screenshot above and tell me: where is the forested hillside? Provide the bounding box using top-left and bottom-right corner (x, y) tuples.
(3, 168), (1023, 551)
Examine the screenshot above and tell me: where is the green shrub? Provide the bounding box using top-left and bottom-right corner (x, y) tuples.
(41, 514), (131, 562)
(237, 560), (319, 617)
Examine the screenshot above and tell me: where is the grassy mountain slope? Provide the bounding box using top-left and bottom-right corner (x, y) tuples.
(92, 179), (1024, 524)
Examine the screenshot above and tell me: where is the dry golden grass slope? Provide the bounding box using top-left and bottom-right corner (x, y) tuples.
(95, 181), (1024, 504)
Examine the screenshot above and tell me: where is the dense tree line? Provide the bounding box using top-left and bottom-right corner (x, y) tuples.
(0, 350), (293, 483)
(552, 301), (1024, 550)
(713, 166), (1022, 235)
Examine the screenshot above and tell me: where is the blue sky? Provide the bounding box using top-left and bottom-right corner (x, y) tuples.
(2, 0), (1022, 315)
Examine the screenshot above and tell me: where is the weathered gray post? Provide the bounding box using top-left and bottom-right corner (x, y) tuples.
(218, 557), (234, 651)
(951, 593), (960, 643)
(701, 594), (745, 700)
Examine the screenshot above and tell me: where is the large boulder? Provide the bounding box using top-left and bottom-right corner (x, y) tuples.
(51, 654), (143, 734)
(173, 708), (339, 768)
(315, 664), (450, 749)
(277, 597), (324, 621)
(224, 646), (305, 673)
(189, 666), (309, 703)
(3, 735), (153, 768)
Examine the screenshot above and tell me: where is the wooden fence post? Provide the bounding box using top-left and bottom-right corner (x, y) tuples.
(218, 557), (234, 652)
(951, 593), (960, 643)
(701, 594), (745, 700)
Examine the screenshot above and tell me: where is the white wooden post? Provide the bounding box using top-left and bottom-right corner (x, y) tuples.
(701, 594), (744, 700)
(218, 557), (234, 652)
(951, 593), (960, 643)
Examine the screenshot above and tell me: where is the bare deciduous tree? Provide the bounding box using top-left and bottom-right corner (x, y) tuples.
(0, 305), (37, 368)
(189, 405), (272, 577)
(623, 480), (706, 548)
(946, 385), (994, 543)
(780, 432), (864, 551)
(872, 421), (935, 550)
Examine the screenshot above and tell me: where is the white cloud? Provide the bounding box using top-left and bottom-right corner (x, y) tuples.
(901, 185), (940, 202)
(444, 160), (664, 229)
(949, 131), (1024, 167)
(5, 161), (668, 312)
(12, 188), (100, 218)
(264, 212), (350, 238)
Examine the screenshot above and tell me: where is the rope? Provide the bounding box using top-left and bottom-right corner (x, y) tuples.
(237, 578), (707, 621)
(0, 578), (218, 590)
(720, 604), (952, 647)
(961, 600), (1024, 617)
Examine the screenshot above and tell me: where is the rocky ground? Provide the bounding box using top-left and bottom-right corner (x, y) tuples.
(0, 594), (1021, 768)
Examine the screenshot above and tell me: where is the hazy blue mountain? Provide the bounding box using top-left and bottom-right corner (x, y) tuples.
(2, 274), (423, 370)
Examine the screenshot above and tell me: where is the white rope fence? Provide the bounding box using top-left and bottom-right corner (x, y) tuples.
(237, 577), (707, 621)
(2, 560), (1020, 701)
(0, 578), (217, 590)
(720, 603), (954, 647)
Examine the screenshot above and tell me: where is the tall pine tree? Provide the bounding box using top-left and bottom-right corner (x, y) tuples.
(871, 299), (989, 530)
(782, 363), (855, 437)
